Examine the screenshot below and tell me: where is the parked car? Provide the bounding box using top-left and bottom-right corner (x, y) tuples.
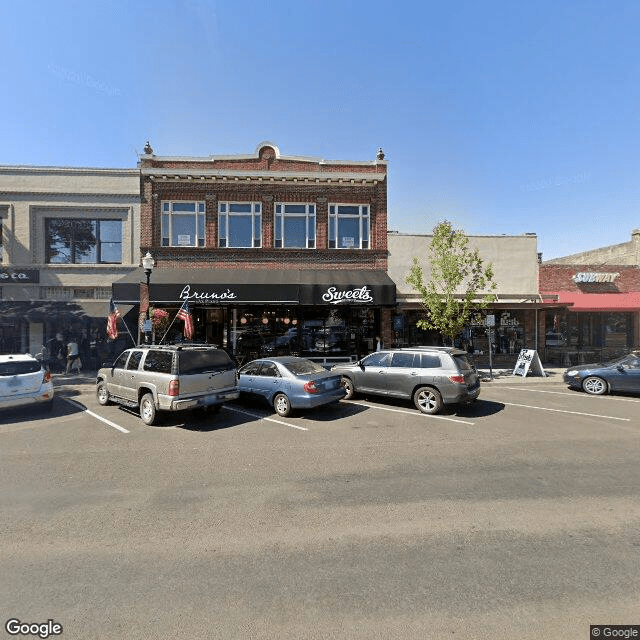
(238, 356), (346, 417)
(0, 353), (54, 413)
(563, 351), (640, 395)
(96, 344), (239, 425)
(331, 346), (481, 414)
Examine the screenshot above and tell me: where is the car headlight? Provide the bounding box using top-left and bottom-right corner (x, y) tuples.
(566, 370), (578, 376)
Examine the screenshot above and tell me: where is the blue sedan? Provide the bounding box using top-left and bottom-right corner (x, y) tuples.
(564, 352), (640, 395)
(238, 356), (346, 417)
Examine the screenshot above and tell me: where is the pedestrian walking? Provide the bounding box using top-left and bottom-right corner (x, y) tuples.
(66, 337), (81, 374)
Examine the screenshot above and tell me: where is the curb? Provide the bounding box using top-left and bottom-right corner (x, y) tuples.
(477, 367), (566, 385)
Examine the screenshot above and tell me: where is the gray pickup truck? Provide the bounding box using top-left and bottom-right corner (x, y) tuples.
(96, 345), (239, 425)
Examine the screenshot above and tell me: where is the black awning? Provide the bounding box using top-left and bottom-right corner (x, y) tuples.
(112, 268), (396, 307)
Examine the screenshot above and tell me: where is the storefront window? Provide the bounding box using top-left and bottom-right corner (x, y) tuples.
(544, 310), (633, 354)
(199, 305), (379, 362)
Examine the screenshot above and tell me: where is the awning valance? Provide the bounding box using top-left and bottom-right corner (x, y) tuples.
(542, 291), (640, 312)
(112, 269), (396, 307)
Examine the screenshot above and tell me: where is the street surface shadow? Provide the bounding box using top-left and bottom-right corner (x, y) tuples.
(233, 397), (368, 422)
(450, 399), (505, 418)
(112, 404), (256, 432)
(0, 395), (84, 425)
(351, 395), (505, 418)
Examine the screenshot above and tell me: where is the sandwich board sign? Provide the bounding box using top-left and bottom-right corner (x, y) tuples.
(512, 349), (546, 378)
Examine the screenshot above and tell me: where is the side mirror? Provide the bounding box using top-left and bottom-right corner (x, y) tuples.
(359, 361), (365, 370)
(617, 365), (625, 372)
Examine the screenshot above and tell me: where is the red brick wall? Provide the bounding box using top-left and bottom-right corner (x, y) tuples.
(540, 264), (640, 292)
(139, 145), (388, 271)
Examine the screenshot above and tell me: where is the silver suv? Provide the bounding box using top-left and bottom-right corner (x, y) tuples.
(332, 347), (480, 414)
(96, 345), (239, 425)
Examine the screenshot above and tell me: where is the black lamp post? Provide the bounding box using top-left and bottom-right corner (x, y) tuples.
(142, 251), (154, 344)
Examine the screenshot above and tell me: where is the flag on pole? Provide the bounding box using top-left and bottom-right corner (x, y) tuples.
(177, 300), (194, 340)
(106, 299), (121, 340)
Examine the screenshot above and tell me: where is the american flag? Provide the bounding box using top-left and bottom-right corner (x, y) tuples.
(177, 300), (194, 340)
(106, 299), (121, 340)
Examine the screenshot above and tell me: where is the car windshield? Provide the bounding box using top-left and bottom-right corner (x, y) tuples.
(607, 354), (640, 368)
(0, 360), (41, 376)
(283, 360), (327, 375)
(178, 350), (234, 374)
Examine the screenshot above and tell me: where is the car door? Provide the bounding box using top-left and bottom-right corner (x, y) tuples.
(108, 350), (132, 398)
(611, 356), (640, 393)
(238, 361), (265, 399)
(121, 350), (144, 402)
(251, 361), (283, 403)
(357, 352), (391, 395)
(385, 352), (418, 398)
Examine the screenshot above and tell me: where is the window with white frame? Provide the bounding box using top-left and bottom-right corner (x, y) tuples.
(274, 203), (316, 248)
(161, 201), (205, 247)
(218, 202), (262, 248)
(328, 205), (370, 249)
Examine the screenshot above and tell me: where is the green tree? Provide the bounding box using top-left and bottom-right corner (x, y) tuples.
(405, 220), (497, 344)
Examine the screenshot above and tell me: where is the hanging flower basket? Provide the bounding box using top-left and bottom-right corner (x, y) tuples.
(149, 307), (170, 334)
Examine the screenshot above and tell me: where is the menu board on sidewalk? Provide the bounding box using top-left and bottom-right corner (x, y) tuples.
(512, 349), (546, 377)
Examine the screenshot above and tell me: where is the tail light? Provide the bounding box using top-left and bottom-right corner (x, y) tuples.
(43, 370), (52, 384)
(168, 380), (180, 397)
(449, 375), (465, 384)
(303, 380), (318, 394)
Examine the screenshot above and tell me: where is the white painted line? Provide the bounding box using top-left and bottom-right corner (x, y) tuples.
(501, 401), (630, 422)
(62, 398), (129, 433)
(226, 406), (308, 431)
(500, 387), (640, 403)
(351, 401), (475, 425)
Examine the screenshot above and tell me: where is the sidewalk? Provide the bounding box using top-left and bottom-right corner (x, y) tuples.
(51, 370), (97, 388)
(477, 366), (566, 385)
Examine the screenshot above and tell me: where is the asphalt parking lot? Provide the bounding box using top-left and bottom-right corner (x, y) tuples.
(1, 374), (640, 639)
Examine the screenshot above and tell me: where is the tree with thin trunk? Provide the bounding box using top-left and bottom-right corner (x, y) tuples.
(405, 220), (497, 344)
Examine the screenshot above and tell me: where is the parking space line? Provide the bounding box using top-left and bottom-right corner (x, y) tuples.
(500, 387), (640, 403)
(501, 401), (630, 422)
(61, 398), (129, 433)
(226, 406), (308, 431)
(351, 401), (475, 425)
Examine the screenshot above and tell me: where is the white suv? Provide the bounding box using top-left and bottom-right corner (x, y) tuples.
(0, 354), (54, 413)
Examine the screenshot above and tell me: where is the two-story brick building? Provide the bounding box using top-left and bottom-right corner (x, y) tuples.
(112, 142), (396, 362)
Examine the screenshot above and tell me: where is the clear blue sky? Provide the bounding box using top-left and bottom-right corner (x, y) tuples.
(2, 0), (639, 260)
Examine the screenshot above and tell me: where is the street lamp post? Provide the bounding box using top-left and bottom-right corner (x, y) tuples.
(142, 251), (154, 344)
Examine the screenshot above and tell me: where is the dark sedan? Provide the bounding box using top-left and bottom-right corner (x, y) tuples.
(238, 356), (346, 417)
(563, 352), (640, 395)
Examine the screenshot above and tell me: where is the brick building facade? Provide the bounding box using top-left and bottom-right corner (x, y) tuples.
(113, 142), (396, 362)
(540, 264), (640, 364)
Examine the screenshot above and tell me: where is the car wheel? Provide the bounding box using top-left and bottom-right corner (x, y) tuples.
(140, 393), (157, 425)
(96, 382), (111, 406)
(273, 393), (292, 417)
(413, 386), (443, 415)
(341, 377), (355, 400)
(582, 376), (608, 395)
